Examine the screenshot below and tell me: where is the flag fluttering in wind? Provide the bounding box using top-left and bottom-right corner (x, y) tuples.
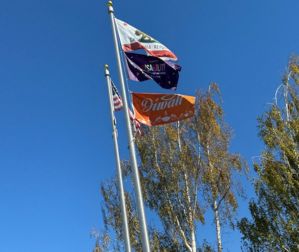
(129, 109), (141, 133)
(111, 80), (123, 111)
(111, 81), (141, 133)
(125, 52), (181, 90)
(132, 93), (195, 126)
(115, 18), (177, 61)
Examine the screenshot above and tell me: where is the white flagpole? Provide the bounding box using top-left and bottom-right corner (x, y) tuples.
(104, 65), (131, 252)
(107, 2), (151, 252)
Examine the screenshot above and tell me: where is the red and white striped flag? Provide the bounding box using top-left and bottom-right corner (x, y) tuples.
(111, 81), (123, 111)
(111, 81), (141, 134)
(129, 109), (141, 134)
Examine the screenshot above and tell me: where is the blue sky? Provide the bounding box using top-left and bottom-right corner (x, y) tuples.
(0, 0), (298, 251)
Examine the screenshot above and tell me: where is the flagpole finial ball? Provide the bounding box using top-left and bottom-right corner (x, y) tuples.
(104, 64), (110, 75)
(107, 1), (113, 7)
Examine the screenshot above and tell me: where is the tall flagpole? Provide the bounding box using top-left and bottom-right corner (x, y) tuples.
(104, 65), (131, 252)
(107, 2), (151, 252)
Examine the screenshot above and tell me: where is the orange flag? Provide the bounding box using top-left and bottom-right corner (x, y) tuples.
(132, 93), (195, 126)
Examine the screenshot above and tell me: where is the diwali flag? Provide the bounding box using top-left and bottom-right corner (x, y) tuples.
(125, 52), (181, 90)
(115, 18), (177, 61)
(132, 93), (195, 126)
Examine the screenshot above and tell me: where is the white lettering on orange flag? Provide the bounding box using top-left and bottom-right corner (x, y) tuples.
(132, 93), (195, 126)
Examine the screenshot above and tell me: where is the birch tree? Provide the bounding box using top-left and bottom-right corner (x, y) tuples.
(99, 84), (246, 251)
(238, 58), (299, 251)
(193, 84), (247, 252)
(135, 84), (246, 252)
(100, 162), (142, 252)
(136, 123), (204, 252)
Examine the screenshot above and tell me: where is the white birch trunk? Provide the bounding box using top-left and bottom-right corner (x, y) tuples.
(207, 141), (223, 252)
(178, 122), (197, 252)
(213, 200), (222, 252)
(152, 132), (194, 252)
(191, 228), (196, 252)
(184, 171), (197, 252)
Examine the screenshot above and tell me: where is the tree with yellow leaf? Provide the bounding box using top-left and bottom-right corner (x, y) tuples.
(100, 84), (247, 251)
(238, 57), (299, 251)
(193, 84), (247, 252)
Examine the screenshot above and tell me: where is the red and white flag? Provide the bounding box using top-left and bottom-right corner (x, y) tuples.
(115, 18), (177, 61)
(129, 109), (141, 134)
(111, 81), (141, 133)
(111, 81), (123, 111)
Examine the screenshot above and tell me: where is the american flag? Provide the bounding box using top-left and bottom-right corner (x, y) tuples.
(111, 81), (123, 111)
(111, 80), (141, 134)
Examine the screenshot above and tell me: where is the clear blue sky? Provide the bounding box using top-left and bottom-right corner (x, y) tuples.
(0, 0), (298, 251)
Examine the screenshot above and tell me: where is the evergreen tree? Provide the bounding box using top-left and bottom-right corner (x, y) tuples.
(238, 58), (299, 251)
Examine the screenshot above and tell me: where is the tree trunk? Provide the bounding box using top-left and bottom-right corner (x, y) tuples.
(213, 200), (222, 252)
(184, 171), (197, 252)
(152, 132), (194, 252)
(190, 228), (196, 252)
(178, 122), (197, 252)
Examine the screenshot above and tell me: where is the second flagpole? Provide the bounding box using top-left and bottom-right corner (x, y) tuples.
(107, 2), (151, 252)
(104, 65), (131, 252)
